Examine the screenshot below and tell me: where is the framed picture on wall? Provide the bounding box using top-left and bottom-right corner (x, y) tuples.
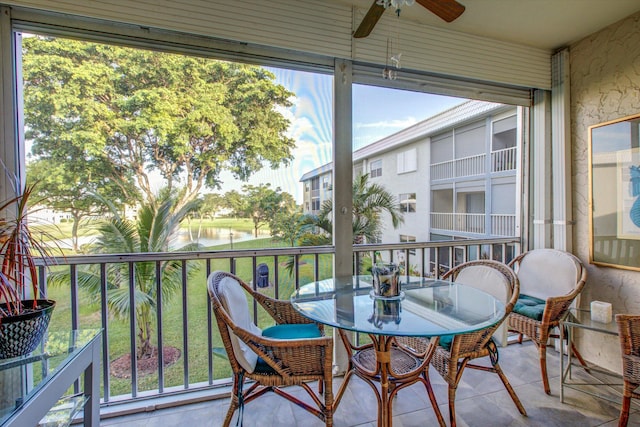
(589, 113), (640, 270)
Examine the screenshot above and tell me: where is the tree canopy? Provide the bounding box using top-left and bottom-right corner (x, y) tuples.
(22, 36), (297, 213)
(232, 184), (298, 237)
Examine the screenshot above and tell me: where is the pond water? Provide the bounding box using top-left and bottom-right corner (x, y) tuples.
(172, 227), (270, 248)
(53, 227), (270, 250)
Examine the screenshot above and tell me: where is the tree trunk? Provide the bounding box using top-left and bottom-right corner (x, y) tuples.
(71, 214), (82, 252)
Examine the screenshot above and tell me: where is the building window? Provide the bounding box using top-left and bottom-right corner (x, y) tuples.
(305, 183), (309, 192)
(305, 202), (309, 211)
(370, 159), (382, 178)
(399, 234), (416, 255)
(312, 199), (320, 211)
(323, 176), (330, 189)
(397, 148), (417, 174)
(399, 193), (416, 213)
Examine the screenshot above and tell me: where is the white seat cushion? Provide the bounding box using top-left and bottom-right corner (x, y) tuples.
(217, 275), (262, 373)
(455, 265), (512, 346)
(516, 249), (579, 301)
(456, 266), (510, 304)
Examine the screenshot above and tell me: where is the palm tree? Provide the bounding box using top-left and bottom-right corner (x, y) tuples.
(48, 195), (199, 359)
(299, 173), (404, 245)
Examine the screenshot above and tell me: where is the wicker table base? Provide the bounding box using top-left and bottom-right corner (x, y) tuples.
(336, 332), (444, 427)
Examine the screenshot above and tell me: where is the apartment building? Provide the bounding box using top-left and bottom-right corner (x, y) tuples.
(300, 100), (521, 262)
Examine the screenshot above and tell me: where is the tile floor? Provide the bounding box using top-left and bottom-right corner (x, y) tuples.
(100, 341), (640, 426)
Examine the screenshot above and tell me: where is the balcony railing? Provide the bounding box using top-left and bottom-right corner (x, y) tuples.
(430, 212), (486, 234)
(431, 148), (517, 181)
(491, 147), (517, 172)
(430, 153), (485, 180)
(37, 237), (519, 413)
(491, 214), (517, 236)
(430, 213), (516, 236)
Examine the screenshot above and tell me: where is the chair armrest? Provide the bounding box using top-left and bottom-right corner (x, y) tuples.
(543, 293), (578, 325)
(230, 322), (333, 377)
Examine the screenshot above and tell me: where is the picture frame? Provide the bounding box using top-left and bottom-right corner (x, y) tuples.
(589, 113), (640, 270)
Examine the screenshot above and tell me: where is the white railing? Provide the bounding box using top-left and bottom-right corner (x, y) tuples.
(430, 212), (485, 234)
(455, 153), (485, 177)
(430, 212), (455, 230)
(491, 147), (517, 172)
(430, 153), (486, 180)
(491, 214), (517, 236)
(430, 160), (454, 180)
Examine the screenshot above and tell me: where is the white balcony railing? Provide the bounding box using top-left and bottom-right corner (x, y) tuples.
(491, 147), (517, 172)
(491, 214), (517, 236)
(430, 153), (486, 180)
(455, 153), (485, 177)
(431, 213), (516, 236)
(430, 212), (486, 234)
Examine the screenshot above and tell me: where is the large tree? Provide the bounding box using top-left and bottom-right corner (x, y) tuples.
(22, 36), (296, 210)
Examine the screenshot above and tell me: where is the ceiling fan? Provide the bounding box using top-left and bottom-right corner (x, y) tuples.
(353, 0), (465, 38)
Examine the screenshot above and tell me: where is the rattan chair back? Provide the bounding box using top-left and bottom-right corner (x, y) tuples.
(616, 314), (640, 427)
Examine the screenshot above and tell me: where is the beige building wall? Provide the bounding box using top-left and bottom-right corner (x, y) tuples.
(571, 11), (640, 372)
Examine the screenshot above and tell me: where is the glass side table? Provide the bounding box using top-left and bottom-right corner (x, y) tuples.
(559, 308), (622, 404)
(0, 329), (102, 427)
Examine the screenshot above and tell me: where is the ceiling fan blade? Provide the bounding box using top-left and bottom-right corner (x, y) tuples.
(415, 0), (465, 23)
(353, 1), (386, 38)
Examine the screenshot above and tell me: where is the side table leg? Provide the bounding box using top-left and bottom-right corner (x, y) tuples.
(84, 338), (101, 427)
(560, 323), (565, 403)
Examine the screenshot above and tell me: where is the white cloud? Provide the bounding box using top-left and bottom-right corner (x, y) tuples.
(355, 117), (419, 130)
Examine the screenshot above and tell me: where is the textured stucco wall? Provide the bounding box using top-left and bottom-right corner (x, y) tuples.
(571, 11), (640, 372)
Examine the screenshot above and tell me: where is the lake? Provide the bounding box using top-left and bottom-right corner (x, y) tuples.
(54, 227), (270, 250)
(172, 227), (270, 248)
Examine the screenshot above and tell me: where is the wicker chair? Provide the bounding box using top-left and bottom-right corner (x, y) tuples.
(615, 314), (640, 427)
(207, 271), (334, 426)
(422, 259), (527, 427)
(507, 248), (588, 394)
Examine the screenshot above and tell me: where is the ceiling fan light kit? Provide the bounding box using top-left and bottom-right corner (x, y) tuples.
(376, 0), (415, 8)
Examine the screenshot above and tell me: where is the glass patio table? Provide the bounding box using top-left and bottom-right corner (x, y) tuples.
(291, 275), (505, 427)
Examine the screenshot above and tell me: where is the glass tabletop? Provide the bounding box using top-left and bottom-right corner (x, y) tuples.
(291, 276), (505, 337)
(0, 329), (101, 425)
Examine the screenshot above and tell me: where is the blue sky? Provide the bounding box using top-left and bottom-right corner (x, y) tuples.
(220, 67), (466, 203)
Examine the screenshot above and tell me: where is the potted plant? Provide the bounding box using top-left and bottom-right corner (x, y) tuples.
(0, 182), (56, 359)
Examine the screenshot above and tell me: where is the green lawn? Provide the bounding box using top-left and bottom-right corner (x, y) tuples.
(45, 235), (334, 397)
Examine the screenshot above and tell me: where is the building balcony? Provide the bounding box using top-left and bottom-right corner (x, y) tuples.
(430, 212), (516, 236)
(430, 147), (517, 181)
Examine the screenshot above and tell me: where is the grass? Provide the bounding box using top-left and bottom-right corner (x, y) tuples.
(44, 232), (334, 398)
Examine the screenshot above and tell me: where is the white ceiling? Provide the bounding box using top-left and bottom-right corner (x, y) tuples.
(335, 0), (640, 51)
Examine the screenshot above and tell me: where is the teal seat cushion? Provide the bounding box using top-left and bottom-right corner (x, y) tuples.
(254, 323), (323, 374)
(513, 294), (546, 321)
(262, 323), (322, 339)
(439, 334), (453, 351)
